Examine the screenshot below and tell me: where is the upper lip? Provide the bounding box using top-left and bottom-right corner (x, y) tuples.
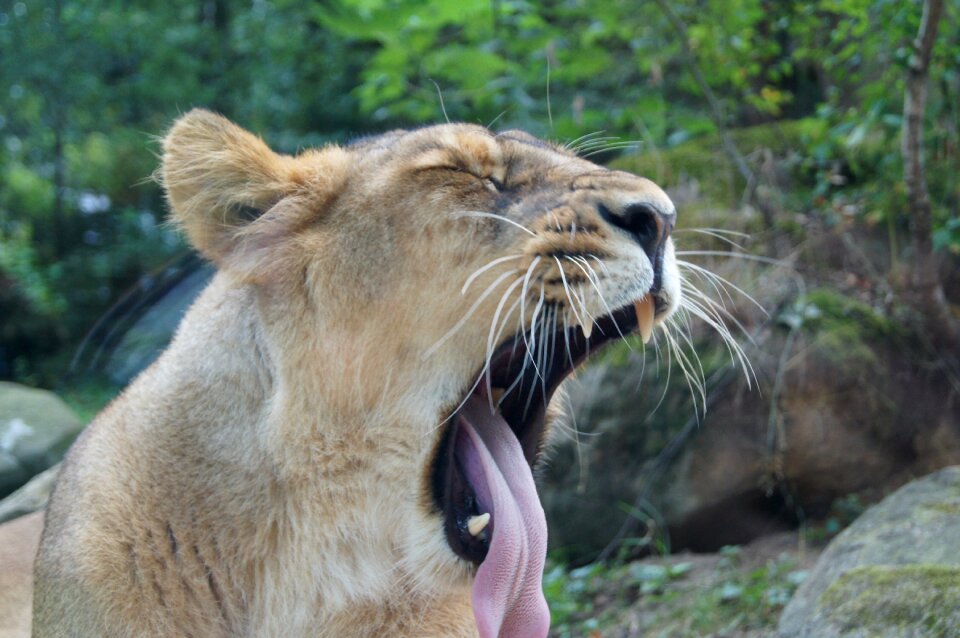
(430, 300), (644, 565)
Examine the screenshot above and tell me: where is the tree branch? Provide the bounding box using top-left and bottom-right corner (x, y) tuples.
(901, 0), (958, 350)
(651, 0), (779, 237)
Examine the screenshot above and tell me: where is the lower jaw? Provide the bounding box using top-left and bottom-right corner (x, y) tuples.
(432, 300), (644, 564)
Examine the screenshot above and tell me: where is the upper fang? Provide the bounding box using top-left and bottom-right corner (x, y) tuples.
(635, 295), (655, 344)
(581, 319), (593, 340)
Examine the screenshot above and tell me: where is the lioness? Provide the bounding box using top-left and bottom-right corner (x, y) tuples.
(28, 110), (680, 637)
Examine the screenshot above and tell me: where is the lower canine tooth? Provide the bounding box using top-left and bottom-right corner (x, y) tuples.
(581, 319), (593, 340)
(635, 294), (655, 344)
(467, 513), (491, 536)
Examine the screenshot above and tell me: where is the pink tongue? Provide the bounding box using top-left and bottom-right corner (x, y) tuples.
(455, 395), (550, 638)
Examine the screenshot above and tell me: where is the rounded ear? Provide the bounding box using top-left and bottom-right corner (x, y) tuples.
(160, 109), (297, 263)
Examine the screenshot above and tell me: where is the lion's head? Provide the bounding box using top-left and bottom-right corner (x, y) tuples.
(161, 110), (680, 637)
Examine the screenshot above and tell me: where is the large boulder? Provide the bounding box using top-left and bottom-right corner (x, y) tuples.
(0, 449), (28, 497)
(0, 463), (60, 524)
(777, 466), (960, 637)
(540, 349), (705, 561)
(539, 292), (960, 560)
(0, 382), (83, 497)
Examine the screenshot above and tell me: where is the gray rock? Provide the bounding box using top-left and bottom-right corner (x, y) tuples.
(777, 466), (960, 638)
(101, 265), (212, 384)
(539, 353), (685, 561)
(0, 382), (83, 496)
(0, 463), (60, 524)
(0, 449), (28, 497)
(539, 317), (960, 560)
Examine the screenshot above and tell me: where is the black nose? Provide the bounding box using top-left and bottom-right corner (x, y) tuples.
(597, 202), (674, 262)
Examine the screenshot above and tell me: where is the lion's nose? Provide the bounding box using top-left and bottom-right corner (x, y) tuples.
(597, 201), (675, 265)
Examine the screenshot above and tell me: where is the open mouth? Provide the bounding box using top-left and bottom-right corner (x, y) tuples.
(429, 294), (657, 637)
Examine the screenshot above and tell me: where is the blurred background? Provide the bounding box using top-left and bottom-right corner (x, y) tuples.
(1, 0), (959, 635)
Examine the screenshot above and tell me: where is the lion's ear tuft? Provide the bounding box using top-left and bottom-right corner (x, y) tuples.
(160, 109), (295, 263)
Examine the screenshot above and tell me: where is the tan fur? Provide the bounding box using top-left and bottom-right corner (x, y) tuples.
(14, 110), (680, 637)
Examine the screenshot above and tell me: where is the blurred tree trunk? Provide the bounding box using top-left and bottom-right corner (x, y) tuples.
(52, 0), (66, 258)
(199, 0), (231, 113)
(902, 0), (958, 351)
(651, 0), (779, 247)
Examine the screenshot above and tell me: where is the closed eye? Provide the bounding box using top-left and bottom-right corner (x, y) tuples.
(424, 165), (505, 193)
(486, 175), (504, 191)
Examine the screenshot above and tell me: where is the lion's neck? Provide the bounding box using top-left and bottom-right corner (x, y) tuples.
(134, 274), (459, 630)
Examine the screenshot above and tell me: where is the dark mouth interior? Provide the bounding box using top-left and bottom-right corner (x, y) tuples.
(430, 302), (641, 565)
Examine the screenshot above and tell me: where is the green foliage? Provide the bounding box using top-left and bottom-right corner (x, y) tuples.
(0, 4), (957, 636)
(543, 548), (807, 637)
(933, 216), (960, 255)
(783, 288), (903, 342)
(314, 0), (838, 141)
(0, 225), (61, 317)
(0, 0), (957, 386)
(613, 119), (825, 205)
(58, 377), (119, 424)
(805, 493), (867, 544)
(0, 0), (374, 382)
(777, 288), (905, 374)
(543, 561), (607, 635)
(543, 559), (693, 637)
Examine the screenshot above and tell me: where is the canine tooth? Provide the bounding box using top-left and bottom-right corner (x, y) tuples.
(581, 319), (593, 340)
(467, 513), (491, 536)
(635, 295), (655, 344)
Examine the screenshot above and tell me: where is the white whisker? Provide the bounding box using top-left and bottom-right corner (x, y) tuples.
(677, 259), (767, 315)
(562, 130), (605, 150)
(674, 228), (748, 251)
(546, 305), (559, 390)
(525, 283), (547, 384)
(570, 137), (624, 154)
(523, 285), (546, 417)
(517, 257), (541, 361)
(587, 254), (611, 276)
(679, 295), (756, 387)
(678, 261), (737, 308)
(569, 256), (628, 342)
(455, 211), (536, 237)
(564, 131), (609, 152)
(673, 320), (707, 396)
(484, 277), (525, 405)
(562, 308), (575, 371)
(681, 284), (758, 349)
(662, 325), (706, 414)
(423, 269), (518, 359)
(432, 80), (450, 123)
(675, 250), (787, 267)
(554, 257), (585, 330)
(461, 254), (523, 295)
(580, 142), (642, 159)
(677, 227), (750, 238)
(643, 328), (673, 415)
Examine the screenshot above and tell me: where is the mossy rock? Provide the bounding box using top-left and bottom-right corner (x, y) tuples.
(796, 288), (904, 343)
(818, 565), (960, 637)
(778, 466), (960, 637)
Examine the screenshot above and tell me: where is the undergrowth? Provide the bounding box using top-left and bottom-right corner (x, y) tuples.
(544, 546), (808, 637)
